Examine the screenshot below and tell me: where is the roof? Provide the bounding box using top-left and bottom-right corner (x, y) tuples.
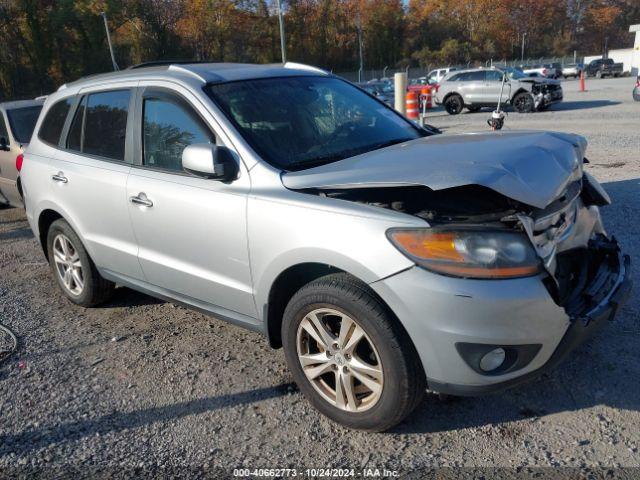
(0, 98), (45, 111)
(59, 62), (329, 92)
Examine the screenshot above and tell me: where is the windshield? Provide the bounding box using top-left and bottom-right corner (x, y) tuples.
(7, 106), (42, 144)
(207, 76), (425, 171)
(503, 68), (527, 80)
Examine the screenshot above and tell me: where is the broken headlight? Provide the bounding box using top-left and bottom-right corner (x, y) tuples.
(387, 228), (541, 279)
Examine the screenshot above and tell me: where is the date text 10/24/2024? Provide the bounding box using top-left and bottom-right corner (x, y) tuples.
(233, 468), (400, 478)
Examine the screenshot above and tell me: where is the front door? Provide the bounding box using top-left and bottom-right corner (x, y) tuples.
(482, 70), (511, 105)
(0, 111), (19, 205)
(126, 86), (256, 319)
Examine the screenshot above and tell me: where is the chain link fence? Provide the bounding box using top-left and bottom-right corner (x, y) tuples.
(336, 56), (585, 82)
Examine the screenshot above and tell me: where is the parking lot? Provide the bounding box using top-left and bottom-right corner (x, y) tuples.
(0, 76), (638, 475)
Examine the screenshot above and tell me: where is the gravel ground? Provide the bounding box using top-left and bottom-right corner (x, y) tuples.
(0, 76), (638, 478)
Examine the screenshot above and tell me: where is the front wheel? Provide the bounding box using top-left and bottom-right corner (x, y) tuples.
(444, 94), (464, 115)
(513, 92), (534, 113)
(282, 273), (425, 431)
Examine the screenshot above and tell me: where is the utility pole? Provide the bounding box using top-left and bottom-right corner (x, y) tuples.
(521, 33), (526, 62)
(101, 12), (119, 71)
(357, 11), (364, 83)
(604, 36), (609, 59)
(276, 0), (287, 63)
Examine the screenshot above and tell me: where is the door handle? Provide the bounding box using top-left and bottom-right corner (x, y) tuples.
(52, 172), (68, 183)
(130, 193), (153, 208)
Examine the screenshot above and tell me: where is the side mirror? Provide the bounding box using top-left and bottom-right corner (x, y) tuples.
(0, 137), (9, 151)
(182, 143), (239, 182)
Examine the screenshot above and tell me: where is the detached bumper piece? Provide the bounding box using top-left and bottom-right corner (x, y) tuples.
(556, 235), (631, 325)
(430, 235), (631, 397)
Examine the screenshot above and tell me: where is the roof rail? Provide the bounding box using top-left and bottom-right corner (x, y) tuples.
(128, 60), (214, 70)
(283, 62), (329, 75)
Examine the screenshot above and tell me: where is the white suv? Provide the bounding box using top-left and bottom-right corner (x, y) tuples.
(21, 62), (630, 431)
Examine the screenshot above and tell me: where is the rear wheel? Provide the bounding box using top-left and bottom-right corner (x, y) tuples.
(282, 273), (425, 431)
(513, 92), (534, 113)
(47, 219), (115, 307)
(444, 94), (464, 115)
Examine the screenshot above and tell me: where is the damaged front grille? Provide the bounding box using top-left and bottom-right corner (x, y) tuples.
(518, 179), (582, 268)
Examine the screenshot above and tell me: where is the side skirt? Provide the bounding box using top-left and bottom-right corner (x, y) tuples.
(99, 268), (264, 334)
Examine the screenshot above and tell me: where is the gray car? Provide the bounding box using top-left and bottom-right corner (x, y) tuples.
(21, 62), (630, 431)
(436, 67), (563, 114)
(0, 99), (44, 207)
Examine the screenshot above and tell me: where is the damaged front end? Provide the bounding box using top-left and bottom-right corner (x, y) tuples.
(298, 172), (631, 324)
(531, 81), (564, 110)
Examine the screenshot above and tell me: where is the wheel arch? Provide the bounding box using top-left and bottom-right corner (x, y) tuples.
(510, 87), (530, 103)
(442, 91), (463, 104)
(263, 262), (409, 351)
(37, 209), (65, 260)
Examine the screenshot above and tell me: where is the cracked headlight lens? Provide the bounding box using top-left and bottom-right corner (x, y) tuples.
(387, 228), (541, 279)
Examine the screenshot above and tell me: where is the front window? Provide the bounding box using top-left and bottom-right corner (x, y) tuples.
(7, 106), (42, 144)
(207, 76), (426, 171)
(503, 68), (527, 80)
(143, 96), (213, 172)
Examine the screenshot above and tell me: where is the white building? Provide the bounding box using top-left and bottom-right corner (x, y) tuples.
(584, 24), (640, 76)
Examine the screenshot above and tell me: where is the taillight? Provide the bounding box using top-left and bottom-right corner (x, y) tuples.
(542, 68), (547, 76)
(16, 154), (24, 172)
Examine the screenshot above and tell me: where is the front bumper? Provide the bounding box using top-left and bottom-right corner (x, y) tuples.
(370, 236), (631, 395)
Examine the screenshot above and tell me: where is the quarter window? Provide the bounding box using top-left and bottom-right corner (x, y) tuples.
(142, 96), (213, 172)
(39, 98), (72, 146)
(67, 90), (130, 161)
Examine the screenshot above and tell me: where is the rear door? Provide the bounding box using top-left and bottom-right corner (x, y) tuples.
(126, 83), (256, 320)
(46, 84), (143, 280)
(458, 71), (486, 104)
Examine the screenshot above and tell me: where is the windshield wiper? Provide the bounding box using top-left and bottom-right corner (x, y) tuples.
(287, 138), (413, 171)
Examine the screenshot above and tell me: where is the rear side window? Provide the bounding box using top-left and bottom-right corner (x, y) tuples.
(67, 90), (130, 161)
(466, 71), (485, 81)
(39, 98), (72, 146)
(7, 106), (42, 143)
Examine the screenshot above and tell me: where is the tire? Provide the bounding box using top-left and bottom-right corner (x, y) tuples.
(513, 92), (534, 113)
(46, 219), (115, 307)
(467, 106), (482, 113)
(444, 94), (464, 115)
(281, 273), (425, 432)
(633, 88), (640, 102)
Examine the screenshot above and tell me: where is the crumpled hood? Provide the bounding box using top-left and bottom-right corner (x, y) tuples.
(282, 131), (586, 209)
(520, 77), (561, 86)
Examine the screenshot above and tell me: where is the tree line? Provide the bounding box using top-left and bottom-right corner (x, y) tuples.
(1, 0), (638, 100)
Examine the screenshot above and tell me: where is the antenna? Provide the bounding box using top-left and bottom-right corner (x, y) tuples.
(101, 12), (119, 71)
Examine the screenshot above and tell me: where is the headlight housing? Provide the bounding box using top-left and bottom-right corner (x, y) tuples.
(387, 228), (541, 279)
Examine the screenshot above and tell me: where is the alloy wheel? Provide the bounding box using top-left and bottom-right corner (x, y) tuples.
(52, 233), (84, 296)
(296, 308), (384, 412)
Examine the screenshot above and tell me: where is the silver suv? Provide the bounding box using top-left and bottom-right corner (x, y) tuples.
(0, 99), (44, 207)
(22, 62), (630, 431)
(436, 67), (563, 114)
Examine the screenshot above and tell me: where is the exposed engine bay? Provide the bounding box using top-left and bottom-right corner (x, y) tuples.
(298, 172), (627, 319)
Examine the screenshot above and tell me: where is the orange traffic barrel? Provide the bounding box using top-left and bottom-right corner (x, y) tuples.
(406, 91), (419, 120)
(420, 86), (432, 109)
